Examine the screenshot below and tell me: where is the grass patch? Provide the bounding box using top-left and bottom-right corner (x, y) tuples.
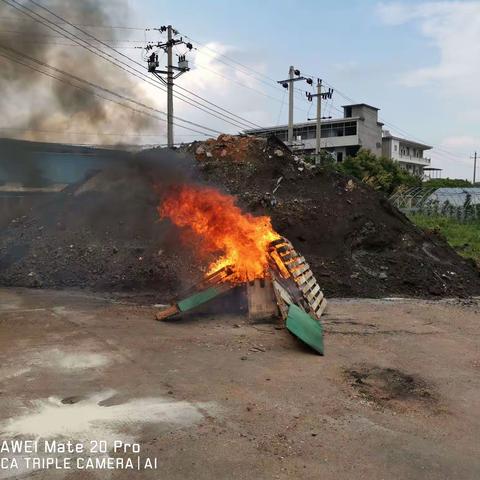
(409, 214), (480, 266)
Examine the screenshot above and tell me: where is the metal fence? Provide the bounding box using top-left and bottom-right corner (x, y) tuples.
(390, 187), (480, 222)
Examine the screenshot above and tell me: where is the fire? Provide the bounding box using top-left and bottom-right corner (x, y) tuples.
(159, 184), (280, 282)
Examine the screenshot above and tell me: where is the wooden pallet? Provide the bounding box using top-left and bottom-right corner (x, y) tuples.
(269, 238), (327, 321)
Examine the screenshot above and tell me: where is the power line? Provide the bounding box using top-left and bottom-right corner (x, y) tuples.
(7, 3), (468, 166)
(197, 48), (470, 165)
(1, 0), (257, 132)
(180, 31), (285, 92)
(298, 71), (468, 165)
(184, 33), (315, 106)
(4, 42), (221, 135)
(0, 29), (147, 41)
(0, 127), (201, 138)
(0, 15), (147, 30)
(0, 50), (214, 139)
(315, 76), (469, 163)
(0, 38), (147, 49)
(3, 2), (302, 132)
(192, 60), (310, 115)
(183, 38), (312, 116)
(26, 0), (262, 131)
(0, 47), (218, 138)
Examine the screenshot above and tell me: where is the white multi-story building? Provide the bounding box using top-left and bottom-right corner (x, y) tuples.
(381, 131), (431, 176)
(244, 103), (432, 176)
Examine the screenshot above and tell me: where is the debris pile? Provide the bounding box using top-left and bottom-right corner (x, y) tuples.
(0, 134), (478, 299)
(190, 134), (289, 164)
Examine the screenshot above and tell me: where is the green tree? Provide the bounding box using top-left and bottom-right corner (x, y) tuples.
(334, 149), (421, 195)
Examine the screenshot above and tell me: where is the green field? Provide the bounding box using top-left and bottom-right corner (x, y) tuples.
(409, 214), (480, 267)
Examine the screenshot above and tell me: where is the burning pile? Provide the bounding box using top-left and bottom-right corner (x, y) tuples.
(156, 184), (326, 354)
(159, 184), (281, 282)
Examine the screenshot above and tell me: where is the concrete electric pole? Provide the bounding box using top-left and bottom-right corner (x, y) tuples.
(166, 25), (174, 148)
(288, 66), (294, 143)
(277, 67), (312, 145)
(146, 25), (193, 148)
(472, 151), (477, 184)
(306, 80), (333, 162)
(315, 78), (322, 157)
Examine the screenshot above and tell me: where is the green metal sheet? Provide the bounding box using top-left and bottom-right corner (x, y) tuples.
(178, 286), (226, 312)
(286, 303), (324, 355)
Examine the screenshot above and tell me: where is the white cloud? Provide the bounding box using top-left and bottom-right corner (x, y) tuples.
(377, 2), (480, 91)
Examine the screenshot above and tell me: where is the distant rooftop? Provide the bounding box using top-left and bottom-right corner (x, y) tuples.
(342, 103), (379, 111)
(382, 130), (432, 150)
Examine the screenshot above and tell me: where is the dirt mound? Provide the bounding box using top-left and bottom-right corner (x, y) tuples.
(0, 134), (478, 299)
(0, 158), (203, 297)
(194, 135), (479, 298)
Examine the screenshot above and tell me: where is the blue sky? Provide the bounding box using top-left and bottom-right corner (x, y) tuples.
(127, 0), (480, 179)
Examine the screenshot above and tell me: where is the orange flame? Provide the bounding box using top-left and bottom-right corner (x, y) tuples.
(159, 185), (280, 282)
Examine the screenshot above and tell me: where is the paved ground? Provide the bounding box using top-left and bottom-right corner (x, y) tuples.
(0, 288), (479, 480)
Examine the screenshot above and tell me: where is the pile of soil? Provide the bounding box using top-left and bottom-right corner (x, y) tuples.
(0, 134), (478, 299)
(0, 164), (203, 298)
(193, 135), (479, 298)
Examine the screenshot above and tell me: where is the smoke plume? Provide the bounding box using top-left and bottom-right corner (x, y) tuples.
(0, 0), (159, 145)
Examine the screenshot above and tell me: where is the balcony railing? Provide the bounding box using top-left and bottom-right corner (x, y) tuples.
(399, 154), (431, 164)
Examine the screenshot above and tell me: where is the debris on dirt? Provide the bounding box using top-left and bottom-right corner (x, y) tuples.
(345, 365), (438, 411)
(189, 134), (288, 164)
(0, 134), (478, 299)
(249, 345), (266, 353)
(345, 179), (355, 192)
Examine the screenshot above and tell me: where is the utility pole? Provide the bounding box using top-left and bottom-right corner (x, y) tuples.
(166, 25), (174, 148)
(472, 151), (477, 184)
(277, 67), (312, 145)
(146, 26), (193, 148)
(315, 79), (322, 156)
(306, 80), (334, 163)
(288, 66), (294, 143)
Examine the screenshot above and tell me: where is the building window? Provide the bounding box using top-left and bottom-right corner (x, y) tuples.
(337, 152), (343, 162)
(394, 145), (397, 151)
(344, 122), (357, 136)
(320, 121), (357, 138)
